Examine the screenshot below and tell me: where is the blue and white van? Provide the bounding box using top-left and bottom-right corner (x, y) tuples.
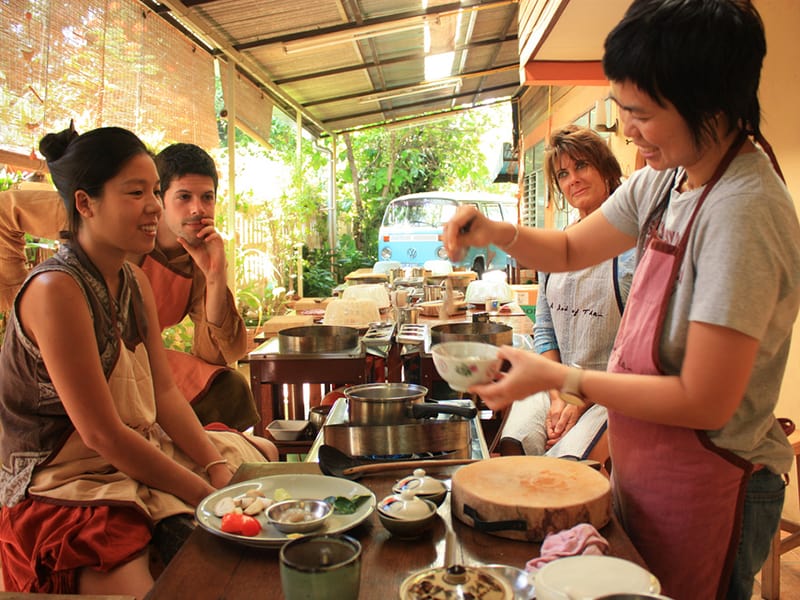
(378, 191), (518, 277)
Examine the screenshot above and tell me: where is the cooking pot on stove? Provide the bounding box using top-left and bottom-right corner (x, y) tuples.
(344, 383), (477, 425)
(431, 322), (513, 347)
(278, 325), (360, 354)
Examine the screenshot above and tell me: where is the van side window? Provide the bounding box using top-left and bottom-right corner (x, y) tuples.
(378, 193), (518, 272)
(484, 203), (503, 222)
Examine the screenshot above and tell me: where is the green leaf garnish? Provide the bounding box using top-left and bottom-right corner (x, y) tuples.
(324, 494), (372, 514)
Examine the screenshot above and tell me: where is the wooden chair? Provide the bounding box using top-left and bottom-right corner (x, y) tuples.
(761, 428), (800, 599)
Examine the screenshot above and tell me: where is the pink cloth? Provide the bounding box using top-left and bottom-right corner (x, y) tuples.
(525, 523), (609, 572)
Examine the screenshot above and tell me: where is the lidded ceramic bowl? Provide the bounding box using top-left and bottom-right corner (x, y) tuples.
(377, 490), (438, 538)
(400, 564), (513, 600)
(392, 469), (448, 507)
(379, 489), (436, 520)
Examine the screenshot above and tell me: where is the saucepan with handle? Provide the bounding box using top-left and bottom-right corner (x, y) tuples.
(344, 383), (477, 426)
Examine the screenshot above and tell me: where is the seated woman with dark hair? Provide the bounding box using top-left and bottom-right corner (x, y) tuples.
(0, 123), (272, 598)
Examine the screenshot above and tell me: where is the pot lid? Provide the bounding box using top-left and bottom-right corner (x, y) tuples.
(400, 564), (513, 600)
(393, 469), (448, 496)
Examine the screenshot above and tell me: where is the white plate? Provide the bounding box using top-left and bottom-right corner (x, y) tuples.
(533, 555), (661, 600)
(195, 474), (376, 548)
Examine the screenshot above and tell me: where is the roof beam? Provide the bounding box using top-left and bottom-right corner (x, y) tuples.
(273, 36), (518, 85)
(322, 83), (518, 133)
(234, 0), (518, 52)
(523, 60), (608, 85)
(302, 64), (519, 108)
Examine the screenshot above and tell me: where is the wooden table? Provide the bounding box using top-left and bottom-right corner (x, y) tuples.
(248, 338), (368, 436)
(146, 462), (646, 599)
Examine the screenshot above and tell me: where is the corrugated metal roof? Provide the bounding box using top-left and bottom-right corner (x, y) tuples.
(147, 0), (523, 137)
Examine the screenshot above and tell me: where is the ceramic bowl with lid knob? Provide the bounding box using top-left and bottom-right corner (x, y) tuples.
(399, 564), (513, 600)
(392, 468), (448, 507)
(377, 490), (438, 538)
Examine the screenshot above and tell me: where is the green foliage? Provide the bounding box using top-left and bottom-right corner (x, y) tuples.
(334, 104), (513, 258)
(0, 169), (23, 192)
(302, 251), (337, 298)
(237, 279), (288, 326)
(331, 234), (374, 279)
(303, 235), (374, 297)
(161, 316), (194, 353)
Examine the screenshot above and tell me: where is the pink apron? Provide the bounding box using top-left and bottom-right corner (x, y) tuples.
(140, 255), (224, 404)
(607, 134), (751, 599)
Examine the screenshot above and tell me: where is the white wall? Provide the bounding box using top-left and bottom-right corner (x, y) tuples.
(757, 0), (800, 521)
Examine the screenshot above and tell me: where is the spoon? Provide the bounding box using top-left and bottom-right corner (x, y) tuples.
(317, 444), (480, 480)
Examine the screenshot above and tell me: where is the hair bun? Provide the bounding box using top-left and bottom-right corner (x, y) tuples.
(39, 123), (80, 162)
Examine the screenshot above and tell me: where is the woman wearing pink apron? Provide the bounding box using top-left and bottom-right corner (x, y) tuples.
(443, 2), (800, 598)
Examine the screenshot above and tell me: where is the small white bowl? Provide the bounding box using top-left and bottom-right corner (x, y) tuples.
(430, 341), (501, 392)
(266, 419), (311, 441)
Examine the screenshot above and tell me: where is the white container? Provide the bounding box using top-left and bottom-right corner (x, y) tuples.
(341, 283), (390, 309)
(464, 280), (514, 305)
(323, 298), (381, 328)
(266, 419), (310, 441)
(533, 556), (661, 600)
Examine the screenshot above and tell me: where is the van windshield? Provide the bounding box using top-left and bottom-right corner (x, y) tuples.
(382, 198), (459, 228)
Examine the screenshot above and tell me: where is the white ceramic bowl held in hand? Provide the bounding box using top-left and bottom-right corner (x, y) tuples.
(431, 341), (501, 392)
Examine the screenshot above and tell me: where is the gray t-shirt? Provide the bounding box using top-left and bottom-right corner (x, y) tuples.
(602, 149), (800, 473)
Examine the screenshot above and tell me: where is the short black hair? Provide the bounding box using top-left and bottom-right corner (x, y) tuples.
(155, 143), (219, 196)
(603, 0), (766, 148)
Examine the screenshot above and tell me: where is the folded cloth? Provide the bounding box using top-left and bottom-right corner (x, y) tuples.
(525, 523), (609, 572)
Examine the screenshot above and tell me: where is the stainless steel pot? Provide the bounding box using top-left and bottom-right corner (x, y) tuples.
(308, 405), (333, 432)
(344, 383), (477, 425)
(278, 325), (360, 354)
(430, 322), (513, 346)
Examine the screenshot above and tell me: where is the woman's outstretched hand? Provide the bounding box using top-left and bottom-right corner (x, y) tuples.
(442, 205), (492, 261)
(468, 345), (560, 412)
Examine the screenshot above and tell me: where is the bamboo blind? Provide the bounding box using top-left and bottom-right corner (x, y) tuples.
(0, 0), (219, 157)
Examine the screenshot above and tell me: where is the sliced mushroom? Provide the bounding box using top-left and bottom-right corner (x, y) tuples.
(244, 496), (270, 516)
(213, 496), (236, 518)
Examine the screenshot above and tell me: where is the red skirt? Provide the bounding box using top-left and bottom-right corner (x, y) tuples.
(0, 498), (152, 593)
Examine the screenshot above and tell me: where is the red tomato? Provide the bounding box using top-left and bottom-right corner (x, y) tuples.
(240, 515), (262, 537)
(220, 512), (245, 534)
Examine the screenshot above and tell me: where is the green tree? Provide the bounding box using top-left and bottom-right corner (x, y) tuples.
(336, 104), (513, 259)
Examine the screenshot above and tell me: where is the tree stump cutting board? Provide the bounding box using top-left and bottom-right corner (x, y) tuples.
(451, 456), (611, 541)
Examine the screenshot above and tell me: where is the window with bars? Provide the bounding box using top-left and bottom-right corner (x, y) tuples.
(521, 142), (545, 229)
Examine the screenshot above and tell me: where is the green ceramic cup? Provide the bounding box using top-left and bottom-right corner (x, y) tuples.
(280, 534), (362, 600)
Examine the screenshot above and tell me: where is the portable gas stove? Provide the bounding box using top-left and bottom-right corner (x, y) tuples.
(305, 397), (489, 462)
